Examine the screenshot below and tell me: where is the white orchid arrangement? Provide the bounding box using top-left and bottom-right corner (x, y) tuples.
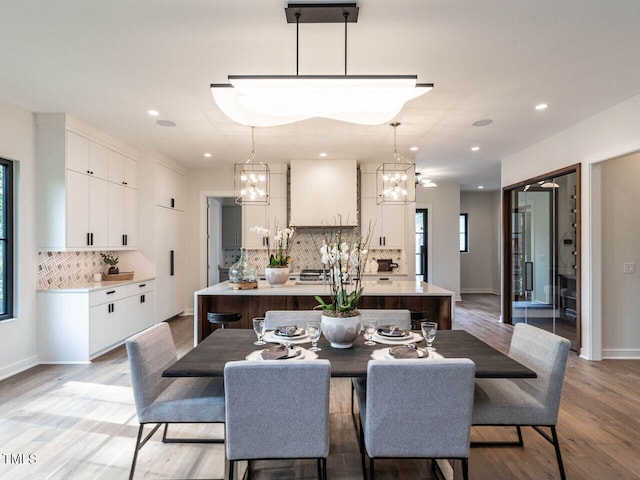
(315, 223), (373, 316)
(250, 224), (295, 267)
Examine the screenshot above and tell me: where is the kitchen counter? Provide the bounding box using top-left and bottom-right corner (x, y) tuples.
(37, 276), (156, 293)
(194, 280), (454, 342)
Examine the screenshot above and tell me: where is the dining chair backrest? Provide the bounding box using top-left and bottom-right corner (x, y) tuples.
(508, 323), (571, 423)
(224, 360), (331, 461)
(358, 309), (411, 330)
(364, 358), (476, 459)
(264, 310), (323, 329)
(125, 322), (177, 420)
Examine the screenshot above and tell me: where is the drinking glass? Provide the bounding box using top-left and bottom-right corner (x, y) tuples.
(253, 317), (266, 345)
(421, 321), (438, 350)
(307, 322), (322, 352)
(363, 319), (377, 346)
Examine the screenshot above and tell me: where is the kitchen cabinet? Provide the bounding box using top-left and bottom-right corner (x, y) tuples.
(156, 162), (186, 211)
(242, 170), (287, 249)
(360, 192), (405, 248)
(38, 279), (156, 363)
(36, 114), (139, 250)
(222, 205), (242, 248)
(155, 204), (185, 320)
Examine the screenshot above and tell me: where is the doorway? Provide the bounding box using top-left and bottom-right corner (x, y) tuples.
(503, 165), (580, 350)
(207, 196), (240, 286)
(415, 209), (428, 282)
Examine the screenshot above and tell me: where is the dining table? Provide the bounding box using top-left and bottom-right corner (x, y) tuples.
(163, 328), (536, 379)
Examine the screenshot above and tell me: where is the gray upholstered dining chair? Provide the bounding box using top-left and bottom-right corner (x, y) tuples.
(355, 358), (476, 480)
(350, 309), (412, 424)
(125, 322), (226, 480)
(224, 360), (331, 480)
(264, 309), (322, 329)
(472, 322), (571, 480)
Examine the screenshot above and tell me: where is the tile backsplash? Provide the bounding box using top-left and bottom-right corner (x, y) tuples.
(37, 251), (117, 289)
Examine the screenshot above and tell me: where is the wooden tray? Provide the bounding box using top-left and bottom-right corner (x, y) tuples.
(229, 281), (258, 290)
(102, 271), (135, 281)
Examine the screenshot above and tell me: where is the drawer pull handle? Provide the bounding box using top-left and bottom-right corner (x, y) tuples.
(106, 290), (116, 295)
(139, 284), (146, 288)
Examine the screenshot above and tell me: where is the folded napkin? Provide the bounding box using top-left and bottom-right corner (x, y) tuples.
(388, 345), (427, 359)
(275, 325), (299, 337)
(261, 345), (290, 360)
(377, 325), (409, 337)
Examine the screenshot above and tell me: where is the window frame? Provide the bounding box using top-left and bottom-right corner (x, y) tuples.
(459, 213), (469, 253)
(0, 157), (14, 321)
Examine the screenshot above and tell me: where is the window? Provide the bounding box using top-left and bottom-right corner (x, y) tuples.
(459, 213), (468, 253)
(0, 158), (14, 320)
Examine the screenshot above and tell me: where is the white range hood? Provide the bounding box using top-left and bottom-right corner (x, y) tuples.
(289, 159), (358, 227)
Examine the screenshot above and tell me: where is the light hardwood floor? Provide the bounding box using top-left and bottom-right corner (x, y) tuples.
(1, 294), (639, 479)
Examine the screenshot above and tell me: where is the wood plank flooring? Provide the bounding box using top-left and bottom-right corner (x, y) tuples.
(1, 293), (639, 479)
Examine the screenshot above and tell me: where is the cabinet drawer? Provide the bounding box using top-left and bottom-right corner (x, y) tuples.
(120, 280), (155, 297)
(90, 286), (128, 306)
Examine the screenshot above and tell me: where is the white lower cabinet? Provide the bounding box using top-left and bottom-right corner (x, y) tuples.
(38, 280), (156, 363)
(155, 206), (184, 320)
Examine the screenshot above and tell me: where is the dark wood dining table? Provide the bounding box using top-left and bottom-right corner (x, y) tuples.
(163, 329), (536, 379)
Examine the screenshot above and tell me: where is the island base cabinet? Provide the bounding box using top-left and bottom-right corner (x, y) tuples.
(38, 280), (156, 363)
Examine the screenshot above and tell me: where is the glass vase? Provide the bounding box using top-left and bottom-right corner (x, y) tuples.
(229, 248), (257, 284)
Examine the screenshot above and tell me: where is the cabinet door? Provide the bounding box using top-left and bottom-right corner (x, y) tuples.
(66, 131), (90, 175)
(156, 207), (184, 320)
(124, 186), (138, 247)
(123, 156), (138, 189)
(89, 142), (109, 180)
(107, 149), (125, 185)
(66, 170), (90, 248)
(360, 197), (382, 246)
(380, 204), (404, 248)
(108, 183), (125, 247)
(242, 205), (267, 249)
(89, 301), (124, 354)
(155, 163), (173, 208)
(89, 177), (109, 248)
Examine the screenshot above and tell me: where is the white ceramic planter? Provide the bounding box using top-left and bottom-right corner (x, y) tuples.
(265, 266), (290, 287)
(321, 313), (361, 348)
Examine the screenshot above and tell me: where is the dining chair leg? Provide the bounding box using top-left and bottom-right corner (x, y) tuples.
(227, 459), (234, 480)
(359, 422), (366, 480)
(162, 423), (170, 442)
(129, 424), (145, 480)
(550, 426), (567, 480)
(317, 458), (322, 480)
(516, 425), (524, 445)
(246, 459), (252, 480)
(321, 458), (328, 480)
(368, 457), (375, 480)
(461, 457), (469, 480)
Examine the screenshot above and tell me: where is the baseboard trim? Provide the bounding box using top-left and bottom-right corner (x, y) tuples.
(180, 308), (194, 316)
(0, 355), (39, 381)
(460, 288), (500, 295)
(601, 349), (640, 360)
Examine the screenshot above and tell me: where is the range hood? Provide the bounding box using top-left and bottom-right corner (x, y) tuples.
(290, 159), (358, 227)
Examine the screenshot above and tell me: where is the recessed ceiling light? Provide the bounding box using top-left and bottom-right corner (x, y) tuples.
(472, 119), (493, 127)
(535, 103), (548, 110)
(147, 109), (159, 116)
(319, 152), (327, 157)
(410, 146), (418, 151)
(156, 120), (176, 127)
(204, 153), (212, 158)
(471, 146), (480, 151)
(478, 185), (485, 189)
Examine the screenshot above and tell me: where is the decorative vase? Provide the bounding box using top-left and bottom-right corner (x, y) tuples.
(108, 266), (119, 274)
(321, 313), (361, 349)
(265, 266), (289, 287)
(229, 248), (258, 284)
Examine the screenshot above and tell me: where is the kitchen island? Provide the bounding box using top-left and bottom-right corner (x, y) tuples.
(194, 280), (454, 343)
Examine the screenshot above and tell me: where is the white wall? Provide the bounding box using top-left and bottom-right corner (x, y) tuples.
(601, 152), (640, 358)
(0, 97), (38, 380)
(460, 191), (500, 295)
(416, 182), (461, 299)
(502, 92), (640, 360)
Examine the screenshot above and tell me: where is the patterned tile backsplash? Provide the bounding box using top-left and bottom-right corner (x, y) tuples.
(37, 251), (117, 289)
(229, 229), (405, 273)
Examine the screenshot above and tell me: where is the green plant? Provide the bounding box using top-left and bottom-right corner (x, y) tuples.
(250, 223), (295, 267)
(100, 253), (119, 266)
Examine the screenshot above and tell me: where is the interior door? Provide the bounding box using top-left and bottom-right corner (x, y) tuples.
(505, 168), (580, 350)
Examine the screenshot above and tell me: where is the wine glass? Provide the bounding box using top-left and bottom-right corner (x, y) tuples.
(363, 319), (377, 346)
(421, 321), (438, 350)
(307, 322), (322, 352)
(253, 317), (266, 345)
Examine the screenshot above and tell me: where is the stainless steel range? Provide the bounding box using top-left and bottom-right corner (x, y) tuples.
(297, 269), (327, 284)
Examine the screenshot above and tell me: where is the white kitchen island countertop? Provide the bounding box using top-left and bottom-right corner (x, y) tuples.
(195, 280), (454, 297)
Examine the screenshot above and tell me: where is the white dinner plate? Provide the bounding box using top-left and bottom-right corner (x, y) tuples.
(370, 347), (444, 361)
(372, 331), (422, 345)
(246, 347), (319, 361)
(263, 330), (311, 344)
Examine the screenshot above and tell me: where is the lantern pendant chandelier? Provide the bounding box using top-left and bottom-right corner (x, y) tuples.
(235, 126), (270, 206)
(210, 3), (434, 127)
(376, 122), (416, 205)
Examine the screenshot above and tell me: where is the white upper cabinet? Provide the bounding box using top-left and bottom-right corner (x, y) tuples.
(108, 149), (138, 189)
(155, 162), (186, 211)
(36, 114), (139, 251)
(289, 159), (358, 226)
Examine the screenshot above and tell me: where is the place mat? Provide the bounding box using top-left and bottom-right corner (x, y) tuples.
(263, 331), (311, 344)
(372, 331), (422, 345)
(246, 347), (318, 361)
(371, 347), (444, 361)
